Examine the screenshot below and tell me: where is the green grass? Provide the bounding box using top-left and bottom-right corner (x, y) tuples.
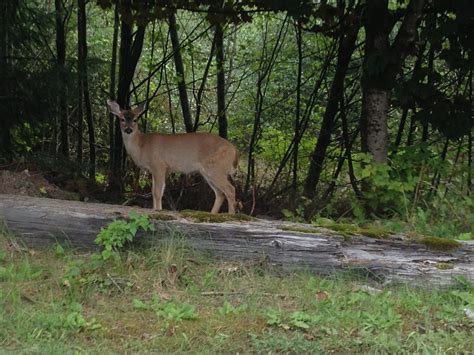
(1, 233), (473, 353)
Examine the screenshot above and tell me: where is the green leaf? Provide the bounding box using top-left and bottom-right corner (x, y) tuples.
(132, 298), (149, 310)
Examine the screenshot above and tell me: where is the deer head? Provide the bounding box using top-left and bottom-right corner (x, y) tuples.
(107, 99), (145, 135)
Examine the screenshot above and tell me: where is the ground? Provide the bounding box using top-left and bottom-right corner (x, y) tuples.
(1, 230), (473, 353)
(0, 169), (78, 200)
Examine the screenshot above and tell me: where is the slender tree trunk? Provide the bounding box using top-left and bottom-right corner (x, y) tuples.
(110, 0), (146, 193)
(394, 107), (409, 150)
(215, 22), (227, 139)
(108, 3), (119, 169)
(393, 43), (426, 151)
(55, 0), (69, 159)
(406, 109), (416, 146)
(467, 70), (473, 194)
(143, 20), (157, 133)
(168, 12), (193, 132)
(0, 2), (13, 160)
(76, 1), (84, 166)
(78, 0), (95, 180)
(164, 65), (176, 134)
(303, 15), (360, 198)
(341, 97), (362, 200)
(194, 33), (216, 130)
(244, 18), (288, 194)
(428, 138), (449, 198)
(468, 132), (473, 195)
(291, 19), (303, 207)
(444, 138), (463, 198)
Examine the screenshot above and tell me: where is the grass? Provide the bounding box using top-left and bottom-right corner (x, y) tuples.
(1, 232), (473, 353)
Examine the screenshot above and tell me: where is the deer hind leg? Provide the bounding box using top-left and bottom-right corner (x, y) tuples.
(202, 170), (236, 214)
(201, 175), (225, 214)
(151, 170), (166, 211)
(210, 182), (226, 214)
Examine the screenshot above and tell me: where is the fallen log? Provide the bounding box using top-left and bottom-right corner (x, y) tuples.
(0, 193), (473, 288)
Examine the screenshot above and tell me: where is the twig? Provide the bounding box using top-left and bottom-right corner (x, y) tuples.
(201, 291), (288, 298)
(107, 273), (124, 293)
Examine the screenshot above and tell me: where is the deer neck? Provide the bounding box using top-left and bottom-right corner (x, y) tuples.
(122, 130), (147, 168)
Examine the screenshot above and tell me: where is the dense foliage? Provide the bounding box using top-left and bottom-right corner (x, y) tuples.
(0, 0), (472, 234)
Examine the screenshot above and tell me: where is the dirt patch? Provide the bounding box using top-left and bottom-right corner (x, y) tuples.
(0, 169), (79, 200)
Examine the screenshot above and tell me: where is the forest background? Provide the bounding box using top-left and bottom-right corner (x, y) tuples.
(0, 0), (472, 238)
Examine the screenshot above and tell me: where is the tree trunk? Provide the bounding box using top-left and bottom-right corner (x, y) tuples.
(360, 0), (425, 163)
(78, 0), (95, 180)
(1, 194), (473, 288)
(360, 88), (389, 163)
(110, 1), (146, 193)
(168, 12), (193, 133)
(215, 23), (227, 139)
(467, 69), (472, 195)
(304, 16), (360, 198)
(244, 18), (288, 195)
(194, 33), (216, 130)
(55, 0), (69, 159)
(76, 2), (84, 166)
(108, 4), (119, 170)
(291, 19), (303, 207)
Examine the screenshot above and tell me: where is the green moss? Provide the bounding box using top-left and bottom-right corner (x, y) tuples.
(358, 227), (390, 239)
(148, 212), (177, 221)
(280, 225), (352, 241)
(180, 210), (253, 223)
(435, 263), (453, 270)
(420, 237), (461, 251)
(280, 226), (321, 234)
(313, 223), (389, 239)
(323, 223), (360, 234)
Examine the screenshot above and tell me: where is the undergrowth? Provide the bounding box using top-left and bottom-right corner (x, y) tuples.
(1, 224), (473, 353)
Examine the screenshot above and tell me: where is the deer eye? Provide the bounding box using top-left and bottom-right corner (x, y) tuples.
(133, 119), (137, 123)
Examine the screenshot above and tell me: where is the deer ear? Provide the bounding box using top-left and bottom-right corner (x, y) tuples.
(132, 102), (146, 117)
(107, 99), (122, 117)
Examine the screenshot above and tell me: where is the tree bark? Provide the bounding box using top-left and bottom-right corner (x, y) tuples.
(193, 33), (216, 131)
(467, 69), (472, 195)
(55, 0), (69, 159)
(110, 0), (146, 193)
(291, 19), (303, 207)
(108, 4), (119, 169)
(76, 3), (84, 166)
(215, 22), (227, 139)
(168, 12), (193, 133)
(360, 0), (425, 163)
(78, 0), (95, 180)
(360, 88), (389, 163)
(244, 18), (288, 195)
(1, 194), (473, 288)
(304, 14), (360, 198)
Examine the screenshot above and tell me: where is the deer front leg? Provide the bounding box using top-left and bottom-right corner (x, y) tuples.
(151, 171), (166, 210)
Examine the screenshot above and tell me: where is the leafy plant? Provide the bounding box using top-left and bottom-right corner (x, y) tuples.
(133, 296), (198, 323)
(62, 302), (102, 331)
(288, 311), (320, 330)
(218, 301), (248, 315)
(94, 211), (155, 260)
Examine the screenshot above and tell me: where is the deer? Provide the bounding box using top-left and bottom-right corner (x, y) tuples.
(107, 100), (239, 214)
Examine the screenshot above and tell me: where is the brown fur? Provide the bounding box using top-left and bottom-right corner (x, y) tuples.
(107, 100), (239, 213)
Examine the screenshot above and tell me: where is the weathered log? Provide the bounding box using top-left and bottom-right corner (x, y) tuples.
(0, 193), (473, 288)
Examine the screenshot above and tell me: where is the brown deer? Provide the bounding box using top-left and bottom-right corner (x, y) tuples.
(107, 100), (238, 214)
